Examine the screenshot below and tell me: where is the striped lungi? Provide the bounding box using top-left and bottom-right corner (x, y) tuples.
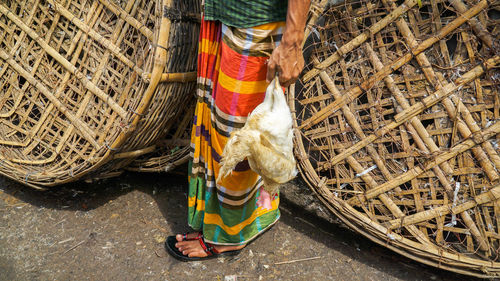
(188, 18), (285, 245)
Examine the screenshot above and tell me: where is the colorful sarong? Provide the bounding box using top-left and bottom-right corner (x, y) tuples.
(188, 18), (285, 245)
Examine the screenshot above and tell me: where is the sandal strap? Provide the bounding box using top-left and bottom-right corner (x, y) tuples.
(181, 232), (203, 241)
(197, 237), (220, 256)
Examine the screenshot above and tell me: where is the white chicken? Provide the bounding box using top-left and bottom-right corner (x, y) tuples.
(217, 78), (298, 207)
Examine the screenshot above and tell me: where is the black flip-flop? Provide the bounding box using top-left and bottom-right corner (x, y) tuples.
(165, 235), (242, 262)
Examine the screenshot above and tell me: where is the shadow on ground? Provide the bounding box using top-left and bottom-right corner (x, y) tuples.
(0, 168), (477, 281)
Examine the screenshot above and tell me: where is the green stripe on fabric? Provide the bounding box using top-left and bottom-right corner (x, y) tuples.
(204, 0), (287, 28)
(204, 191), (260, 226)
(202, 209), (280, 245)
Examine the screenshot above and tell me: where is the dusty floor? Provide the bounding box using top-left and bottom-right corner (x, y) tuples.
(0, 169), (479, 281)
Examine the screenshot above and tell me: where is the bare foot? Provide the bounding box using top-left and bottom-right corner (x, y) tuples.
(175, 233), (245, 257)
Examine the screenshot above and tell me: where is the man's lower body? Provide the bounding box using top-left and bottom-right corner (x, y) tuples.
(172, 18), (285, 258)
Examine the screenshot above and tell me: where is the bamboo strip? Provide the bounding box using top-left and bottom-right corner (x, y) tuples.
(376, 1), (496, 251)
(383, 184), (500, 230)
(309, 173), (500, 272)
(292, 0), (500, 276)
(322, 55), (500, 168)
(318, 71), (433, 242)
(101, 0), (173, 158)
(98, 0), (154, 40)
(0, 4), (129, 119)
(362, 44), (489, 249)
(303, 0), (329, 43)
(19, 2), (105, 159)
(448, 0), (493, 48)
(146, 72), (197, 82)
(113, 145), (156, 159)
(0, 0), (81, 149)
(344, 154), (433, 245)
(385, 1), (500, 182)
(331, 195), (500, 276)
(299, 0), (488, 130)
(360, 120), (500, 201)
(46, 0), (147, 78)
(0, 50), (99, 148)
(302, 0), (419, 82)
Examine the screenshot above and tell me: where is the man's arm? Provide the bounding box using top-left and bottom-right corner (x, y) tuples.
(266, 0), (311, 88)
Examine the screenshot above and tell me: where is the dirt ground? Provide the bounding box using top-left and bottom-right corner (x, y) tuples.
(0, 168), (480, 281)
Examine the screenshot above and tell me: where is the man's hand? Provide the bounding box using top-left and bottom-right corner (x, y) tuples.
(266, 39), (304, 88)
(266, 0), (310, 88)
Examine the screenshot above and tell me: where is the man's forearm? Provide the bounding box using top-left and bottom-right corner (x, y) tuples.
(266, 0), (311, 86)
(282, 0), (311, 47)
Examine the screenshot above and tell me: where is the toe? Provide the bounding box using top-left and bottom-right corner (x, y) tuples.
(176, 234), (184, 242)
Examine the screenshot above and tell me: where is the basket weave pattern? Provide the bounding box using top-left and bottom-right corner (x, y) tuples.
(292, 0), (499, 277)
(0, 0), (198, 186)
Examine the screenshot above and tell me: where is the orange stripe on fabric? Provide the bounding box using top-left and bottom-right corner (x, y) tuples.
(215, 163), (260, 191)
(200, 38), (220, 56)
(252, 21), (286, 30)
(217, 71), (268, 95)
(203, 198), (279, 235)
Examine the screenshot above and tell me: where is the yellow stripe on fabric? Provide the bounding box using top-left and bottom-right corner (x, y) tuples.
(218, 71), (268, 94)
(216, 168), (259, 193)
(252, 21), (286, 30)
(188, 196), (206, 211)
(199, 38), (220, 56)
(203, 199), (279, 235)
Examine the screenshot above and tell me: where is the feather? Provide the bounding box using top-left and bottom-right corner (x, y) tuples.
(217, 78), (297, 197)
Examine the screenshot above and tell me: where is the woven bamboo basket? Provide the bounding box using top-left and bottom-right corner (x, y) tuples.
(124, 0), (344, 175)
(0, 0), (199, 187)
(125, 100), (194, 173)
(292, 0), (499, 278)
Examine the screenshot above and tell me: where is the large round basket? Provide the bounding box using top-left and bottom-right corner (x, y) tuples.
(0, 0), (199, 187)
(125, 101), (194, 173)
(292, 0), (499, 278)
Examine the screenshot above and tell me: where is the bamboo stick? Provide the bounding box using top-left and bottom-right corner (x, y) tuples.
(322, 55), (500, 167)
(113, 145), (156, 159)
(0, 50), (99, 148)
(360, 120), (500, 201)
(383, 185), (500, 230)
(98, 0), (154, 41)
(448, 0), (493, 48)
(148, 72), (197, 82)
(46, 0), (147, 78)
(299, 0), (488, 130)
(302, 0), (419, 82)
(0, 4), (129, 119)
(384, 0), (500, 182)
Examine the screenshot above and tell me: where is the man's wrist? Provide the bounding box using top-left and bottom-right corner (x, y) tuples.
(281, 31), (304, 48)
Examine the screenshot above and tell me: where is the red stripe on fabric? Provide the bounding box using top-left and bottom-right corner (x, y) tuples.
(219, 42), (269, 81)
(198, 53), (218, 79)
(198, 19), (222, 78)
(200, 18), (219, 41)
